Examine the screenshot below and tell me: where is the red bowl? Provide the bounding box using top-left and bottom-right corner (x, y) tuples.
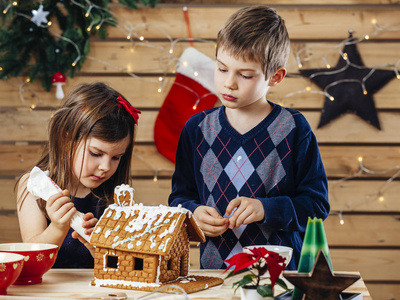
(0, 243), (58, 285)
(0, 252), (25, 295)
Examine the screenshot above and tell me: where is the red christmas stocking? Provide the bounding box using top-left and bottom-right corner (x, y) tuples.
(154, 47), (218, 163)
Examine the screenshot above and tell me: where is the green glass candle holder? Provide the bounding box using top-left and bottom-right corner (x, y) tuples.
(292, 217), (332, 300)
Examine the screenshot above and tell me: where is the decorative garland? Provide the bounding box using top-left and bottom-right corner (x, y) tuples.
(0, 0), (158, 92)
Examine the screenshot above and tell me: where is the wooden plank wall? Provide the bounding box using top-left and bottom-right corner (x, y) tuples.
(1, 1), (399, 299)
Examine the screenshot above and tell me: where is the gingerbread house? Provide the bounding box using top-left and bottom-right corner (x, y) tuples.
(90, 184), (223, 293)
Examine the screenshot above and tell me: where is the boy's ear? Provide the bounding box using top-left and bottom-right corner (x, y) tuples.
(268, 67), (287, 86)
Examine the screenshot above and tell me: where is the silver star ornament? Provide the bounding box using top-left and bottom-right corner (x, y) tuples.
(31, 4), (49, 27)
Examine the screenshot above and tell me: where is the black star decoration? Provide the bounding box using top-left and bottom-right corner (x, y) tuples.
(299, 32), (396, 130)
(283, 250), (361, 300)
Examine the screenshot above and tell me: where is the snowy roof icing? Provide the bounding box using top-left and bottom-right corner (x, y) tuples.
(90, 203), (205, 255)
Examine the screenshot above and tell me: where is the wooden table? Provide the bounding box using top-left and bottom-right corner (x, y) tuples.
(1, 269), (371, 300)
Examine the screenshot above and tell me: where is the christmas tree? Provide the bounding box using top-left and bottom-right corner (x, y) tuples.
(0, 0), (158, 91)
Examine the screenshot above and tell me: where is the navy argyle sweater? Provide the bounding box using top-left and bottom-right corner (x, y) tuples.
(168, 103), (329, 270)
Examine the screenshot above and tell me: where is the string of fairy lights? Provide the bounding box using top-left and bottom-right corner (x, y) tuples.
(286, 22), (400, 225)
(2, 2), (400, 219)
(282, 24), (400, 102)
(2, 1), (215, 111)
(330, 156), (400, 225)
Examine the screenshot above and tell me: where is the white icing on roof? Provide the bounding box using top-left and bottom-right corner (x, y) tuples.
(89, 184), (206, 254)
(159, 229), (169, 239)
(90, 203), (199, 256)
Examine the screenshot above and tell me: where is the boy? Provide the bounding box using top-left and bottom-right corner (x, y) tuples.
(168, 5), (329, 270)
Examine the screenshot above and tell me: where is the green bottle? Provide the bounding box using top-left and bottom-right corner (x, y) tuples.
(291, 217), (332, 300)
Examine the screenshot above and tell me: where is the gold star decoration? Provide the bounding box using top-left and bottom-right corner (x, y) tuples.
(283, 250), (360, 300)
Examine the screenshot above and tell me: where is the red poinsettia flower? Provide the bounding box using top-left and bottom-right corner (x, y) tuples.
(224, 247), (272, 275)
(248, 246), (269, 259)
(224, 252), (256, 274)
(265, 251), (287, 289)
(223, 247), (289, 297)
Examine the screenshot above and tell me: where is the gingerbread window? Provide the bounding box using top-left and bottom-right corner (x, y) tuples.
(134, 257), (143, 270)
(106, 255), (118, 269)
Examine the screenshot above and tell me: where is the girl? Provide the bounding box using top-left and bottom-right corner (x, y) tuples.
(16, 82), (140, 268)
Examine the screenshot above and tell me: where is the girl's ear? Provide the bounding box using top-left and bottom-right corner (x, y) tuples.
(268, 67), (287, 87)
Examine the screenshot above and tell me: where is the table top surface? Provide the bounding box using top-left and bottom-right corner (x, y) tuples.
(1, 269), (371, 300)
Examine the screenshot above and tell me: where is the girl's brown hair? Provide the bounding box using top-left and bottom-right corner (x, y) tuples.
(18, 82), (136, 212)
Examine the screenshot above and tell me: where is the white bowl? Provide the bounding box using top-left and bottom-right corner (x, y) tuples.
(243, 245), (293, 265)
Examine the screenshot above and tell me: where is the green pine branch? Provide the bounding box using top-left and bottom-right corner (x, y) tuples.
(0, 0), (159, 92)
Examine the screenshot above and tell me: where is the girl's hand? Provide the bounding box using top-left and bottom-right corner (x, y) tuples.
(81, 212), (98, 236)
(71, 212), (98, 257)
(193, 206), (229, 237)
(226, 197), (264, 229)
(46, 190), (76, 232)
(71, 231), (95, 258)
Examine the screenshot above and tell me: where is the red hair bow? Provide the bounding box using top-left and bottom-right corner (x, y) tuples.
(116, 95), (141, 124)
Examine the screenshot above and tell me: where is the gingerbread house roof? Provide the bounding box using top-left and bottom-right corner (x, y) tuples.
(90, 204), (205, 256)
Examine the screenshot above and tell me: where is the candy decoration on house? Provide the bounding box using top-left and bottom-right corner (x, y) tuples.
(299, 31), (396, 130)
(51, 72), (66, 100)
(0, 1), (158, 92)
(90, 184), (224, 293)
(292, 217), (332, 300)
(154, 47), (218, 163)
(284, 250), (361, 300)
(113, 184), (136, 206)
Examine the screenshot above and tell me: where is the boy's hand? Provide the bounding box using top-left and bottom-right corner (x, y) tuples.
(226, 197), (264, 229)
(71, 212), (98, 257)
(193, 206), (229, 237)
(46, 190), (76, 231)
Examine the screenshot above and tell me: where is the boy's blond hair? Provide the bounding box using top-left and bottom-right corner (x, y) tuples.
(216, 5), (290, 80)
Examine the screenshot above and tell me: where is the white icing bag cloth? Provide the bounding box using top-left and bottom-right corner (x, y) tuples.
(26, 166), (91, 242)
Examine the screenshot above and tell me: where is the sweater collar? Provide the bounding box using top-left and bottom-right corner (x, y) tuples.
(218, 101), (281, 142)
